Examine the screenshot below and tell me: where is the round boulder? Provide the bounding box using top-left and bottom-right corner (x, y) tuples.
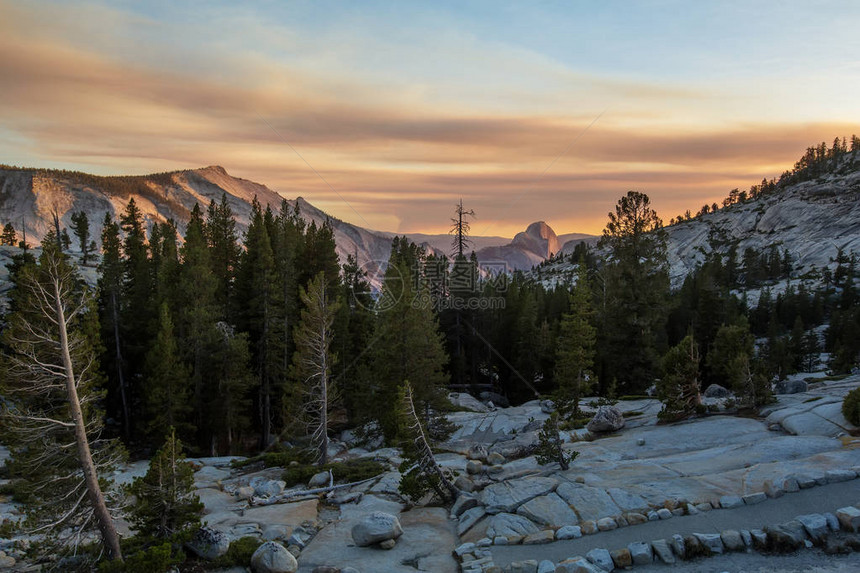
(351, 511), (403, 547)
(703, 384), (729, 398)
(186, 526), (230, 560)
(251, 541), (298, 573)
(308, 471), (330, 488)
(586, 405), (625, 433)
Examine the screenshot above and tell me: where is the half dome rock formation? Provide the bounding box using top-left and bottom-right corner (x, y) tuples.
(511, 221), (561, 260)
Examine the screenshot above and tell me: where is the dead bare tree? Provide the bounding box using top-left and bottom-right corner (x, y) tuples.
(0, 245), (125, 562)
(292, 271), (340, 465)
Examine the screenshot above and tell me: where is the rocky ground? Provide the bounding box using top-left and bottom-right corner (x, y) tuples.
(0, 374), (858, 572)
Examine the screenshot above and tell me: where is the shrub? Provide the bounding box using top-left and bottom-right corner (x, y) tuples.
(98, 541), (184, 573)
(843, 387), (860, 426)
(282, 459), (386, 487)
(212, 537), (263, 568)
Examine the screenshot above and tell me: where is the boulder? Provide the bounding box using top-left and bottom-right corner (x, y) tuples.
(481, 477), (558, 514)
(487, 452), (506, 466)
(555, 525), (582, 540)
(610, 548), (632, 568)
(516, 493), (578, 527)
(720, 530), (744, 551)
(486, 513), (540, 538)
(308, 471), (330, 488)
(255, 480), (286, 498)
(454, 476), (475, 493)
(540, 399), (555, 414)
(467, 444), (489, 461)
(466, 460), (484, 475)
(693, 532), (724, 554)
(585, 547), (614, 570)
(586, 406), (624, 433)
(765, 521), (808, 552)
(350, 512), (403, 547)
(186, 526), (230, 560)
(522, 530), (554, 545)
(796, 513), (829, 542)
(627, 541), (653, 565)
(651, 539), (675, 564)
(775, 378), (808, 394)
(703, 384), (729, 398)
(836, 506), (860, 532)
(236, 486), (256, 500)
(250, 541), (297, 573)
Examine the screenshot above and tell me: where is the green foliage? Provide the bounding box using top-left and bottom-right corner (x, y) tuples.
(534, 412), (578, 470)
(231, 446), (314, 469)
(1, 222), (17, 245)
(706, 322), (755, 393)
(212, 536), (263, 568)
(144, 304), (193, 441)
(658, 335), (700, 422)
(127, 429), (202, 539)
(98, 540), (185, 573)
(282, 459), (386, 487)
(843, 387), (860, 426)
(599, 191), (669, 395)
(553, 260), (596, 419)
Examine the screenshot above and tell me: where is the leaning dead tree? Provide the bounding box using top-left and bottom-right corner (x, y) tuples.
(397, 381), (459, 504)
(0, 245), (125, 562)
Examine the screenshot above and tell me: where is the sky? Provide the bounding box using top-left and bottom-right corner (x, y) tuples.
(1, 1), (859, 236)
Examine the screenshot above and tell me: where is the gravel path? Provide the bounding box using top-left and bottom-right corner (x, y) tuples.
(490, 480), (860, 568)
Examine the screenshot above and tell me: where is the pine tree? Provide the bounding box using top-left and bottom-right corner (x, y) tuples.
(235, 198), (282, 449)
(144, 303), (193, 442)
(534, 412), (578, 470)
(657, 335), (700, 421)
(206, 194), (241, 321)
(599, 191), (669, 394)
(70, 211), (92, 264)
(706, 322), (755, 393)
(369, 249), (450, 442)
(0, 222), (16, 245)
(128, 428), (203, 539)
(0, 242), (125, 562)
(208, 323), (255, 455)
(291, 272), (340, 465)
(98, 213), (131, 439)
(553, 260), (596, 419)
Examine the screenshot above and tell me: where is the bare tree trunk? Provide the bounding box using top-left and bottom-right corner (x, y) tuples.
(53, 278), (123, 561)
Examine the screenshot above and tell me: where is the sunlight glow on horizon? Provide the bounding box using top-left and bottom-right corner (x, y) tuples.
(1, 0), (858, 237)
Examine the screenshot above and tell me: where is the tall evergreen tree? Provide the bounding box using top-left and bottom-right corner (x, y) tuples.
(208, 323), (254, 455)
(599, 191), (669, 394)
(70, 211), (94, 264)
(144, 303), (193, 442)
(553, 260), (596, 419)
(206, 194), (241, 321)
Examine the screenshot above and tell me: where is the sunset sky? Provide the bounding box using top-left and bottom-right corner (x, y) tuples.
(1, 1), (859, 237)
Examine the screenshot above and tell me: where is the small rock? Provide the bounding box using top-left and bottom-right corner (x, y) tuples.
(308, 471), (330, 488)
(671, 533), (686, 559)
(627, 541), (653, 565)
(630, 512), (649, 524)
(693, 532), (724, 554)
(742, 492), (767, 505)
(651, 539), (675, 564)
(671, 507), (685, 517)
(0, 551), (16, 568)
(379, 539), (396, 550)
(825, 469), (856, 483)
(616, 515), (628, 527)
(556, 556), (603, 572)
(836, 506), (860, 532)
(721, 530), (744, 551)
(350, 512), (403, 547)
(540, 399), (555, 414)
(262, 525), (290, 542)
(740, 529), (753, 548)
(720, 495), (744, 509)
(597, 517), (617, 531)
(466, 460), (484, 475)
(586, 548), (614, 571)
(487, 452), (506, 465)
(493, 536), (508, 545)
(476, 537), (492, 547)
(451, 494), (479, 518)
(796, 513), (829, 542)
(487, 464), (504, 474)
(586, 406), (625, 433)
(255, 479), (286, 498)
(703, 384), (728, 398)
(555, 525), (582, 540)
(454, 476), (475, 493)
(781, 477), (800, 493)
(581, 520), (597, 535)
(686, 504), (699, 515)
(537, 559), (555, 573)
(455, 542), (476, 556)
(824, 512), (840, 531)
(775, 379), (807, 394)
(250, 541), (297, 573)
(236, 486), (256, 500)
(750, 529), (767, 549)
(763, 479), (784, 498)
(796, 475), (817, 489)
(610, 548), (632, 568)
(523, 530), (554, 545)
(765, 521), (808, 552)
(657, 508), (673, 520)
(467, 444), (489, 461)
(695, 502), (712, 512)
(637, 438), (646, 446)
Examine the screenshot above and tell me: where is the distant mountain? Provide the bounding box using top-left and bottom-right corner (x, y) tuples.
(0, 165), (595, 287)
(535, 150), (860, 288)
(474, 221), (598, 271)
